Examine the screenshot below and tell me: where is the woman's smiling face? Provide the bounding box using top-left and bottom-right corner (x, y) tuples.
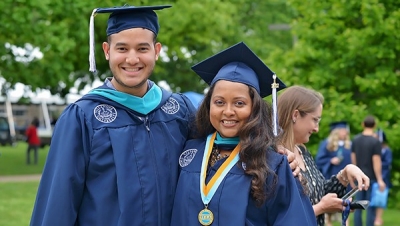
(209, 80), (252, 138)
(293, 104), (323, 144)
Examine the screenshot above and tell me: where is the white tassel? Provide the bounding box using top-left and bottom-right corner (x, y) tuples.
(271, 74), (279, 136)
(89, 8), (98, 72)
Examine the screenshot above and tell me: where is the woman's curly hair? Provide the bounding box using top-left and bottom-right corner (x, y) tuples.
(195, 84), (277, 205)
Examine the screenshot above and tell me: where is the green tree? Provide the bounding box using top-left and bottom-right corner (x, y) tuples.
(270, 0), (400, 208)
(0, 0), (293, 96)
(142, 0), (295, 93)
(0, 0), (94, 96)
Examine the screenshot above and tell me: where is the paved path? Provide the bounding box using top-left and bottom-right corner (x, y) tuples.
(0, 174), (41, 183)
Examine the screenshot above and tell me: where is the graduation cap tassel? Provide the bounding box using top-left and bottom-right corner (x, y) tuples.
(271, 74), (279, 136)
(89, 9), (98, 72)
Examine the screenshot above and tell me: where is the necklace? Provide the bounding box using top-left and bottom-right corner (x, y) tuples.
(199, 132), (241, 226)
(209, 147), (230, 167)
(296, 145), (317, 200)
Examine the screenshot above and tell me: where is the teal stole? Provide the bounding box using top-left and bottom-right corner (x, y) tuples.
(89, 85), (162, 115)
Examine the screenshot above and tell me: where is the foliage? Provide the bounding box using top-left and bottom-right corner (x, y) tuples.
(269, 0), (400, 208)
(0, 0), (94, 96)
(0, 0), (293, 96)
(150, 0), (295, 93)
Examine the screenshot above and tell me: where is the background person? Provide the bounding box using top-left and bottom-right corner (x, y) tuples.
(373, 129), (392, 226)
(351, 115), (386, 226)
(315, 121), (352, 225)
(316, 121), (352, 180)
(277, 85), (370, 226)
(25, 117), (40, 165)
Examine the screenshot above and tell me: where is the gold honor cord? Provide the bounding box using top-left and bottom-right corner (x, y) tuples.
(199, 132), (241, 225)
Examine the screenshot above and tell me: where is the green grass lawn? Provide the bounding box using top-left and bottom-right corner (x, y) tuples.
(0, 181), (39, 226)
(0, 143), (47, 226)
(331, 208), (399, 225)
(0, 180), (399, 226)
(0, 142), (49, 175)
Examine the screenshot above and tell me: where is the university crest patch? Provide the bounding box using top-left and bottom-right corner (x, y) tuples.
(94, 104), (117, 123)
(179, 149), (197, 167)
(161, 97), (180, 114)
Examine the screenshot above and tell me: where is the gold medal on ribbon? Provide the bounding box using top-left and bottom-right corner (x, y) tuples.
(198, 207), (214, 225)
(198, 132), (241, 225)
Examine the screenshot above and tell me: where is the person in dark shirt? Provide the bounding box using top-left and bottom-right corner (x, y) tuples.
(351, 115), (386, 226)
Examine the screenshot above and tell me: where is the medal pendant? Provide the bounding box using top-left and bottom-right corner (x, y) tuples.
(198, 208), (214, 225)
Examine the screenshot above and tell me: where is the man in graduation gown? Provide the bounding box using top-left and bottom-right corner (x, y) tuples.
(30, 5), (196, 226)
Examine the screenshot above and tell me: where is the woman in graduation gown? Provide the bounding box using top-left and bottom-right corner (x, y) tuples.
(171, 42), (316, 226)
(315, 122), (352, 225)
(315, 122), (352, 180)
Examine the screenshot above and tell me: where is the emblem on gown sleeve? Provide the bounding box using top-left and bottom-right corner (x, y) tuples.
(161, 97), (180, 114)
(179, 149), (197, 167)
(94, 104), (117, 123)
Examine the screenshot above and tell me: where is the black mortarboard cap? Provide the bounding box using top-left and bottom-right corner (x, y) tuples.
(96, 5), (171, 36)
(89, 5), (171, 72)
(191, 42), (286, 98)
(329, 121), (348, 131)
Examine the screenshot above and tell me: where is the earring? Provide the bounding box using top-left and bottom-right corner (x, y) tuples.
(293, 119), (296, 123)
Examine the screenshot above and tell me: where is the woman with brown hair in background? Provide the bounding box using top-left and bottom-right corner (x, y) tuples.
(277, 85), (369, 226)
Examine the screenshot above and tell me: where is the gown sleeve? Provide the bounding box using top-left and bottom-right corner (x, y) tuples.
(323, 174), (347, 197)
(382, 149), (393, 169)
(315, 140), (332, 179)
(178, 93), (198, 139)
(265, 156), (317, 226)
(30, 104), (92, 226)
(382, 148), (393, 187)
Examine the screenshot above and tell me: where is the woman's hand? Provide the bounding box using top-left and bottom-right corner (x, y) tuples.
(277, 145), (300, 177)
(341, 164), (370, 190)
(313, 193), (346, 216)
(330, 157), (341, 165)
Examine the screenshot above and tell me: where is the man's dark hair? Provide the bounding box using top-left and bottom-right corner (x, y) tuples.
(363, 115), (375, 128)
(107, 32), (157, 44)
(32, 117), (40, 127)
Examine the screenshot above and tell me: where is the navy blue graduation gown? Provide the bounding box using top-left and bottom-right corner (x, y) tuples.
(381, 147), (393, 188)
(315, 139), (351, 179)
(30, 83), (196, 226)
(172, 139), (317, 226)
